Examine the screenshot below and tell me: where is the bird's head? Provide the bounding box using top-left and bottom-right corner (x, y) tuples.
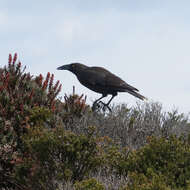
(57, 63), (88, 75)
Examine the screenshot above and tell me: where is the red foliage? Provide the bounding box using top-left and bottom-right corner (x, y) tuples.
(8, 54), (12, 65)
(0, 53), (62, 137)
(13, 53), (17, 64)
(0, 53), (64, 188)
(63, 86), (88, 118)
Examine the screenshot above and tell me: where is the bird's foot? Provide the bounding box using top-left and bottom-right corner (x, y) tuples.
(92, 101), (111, 112)
(99, 101), (112, 112)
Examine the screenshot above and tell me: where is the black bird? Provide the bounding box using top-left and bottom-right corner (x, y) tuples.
(57, 63), (147, 111)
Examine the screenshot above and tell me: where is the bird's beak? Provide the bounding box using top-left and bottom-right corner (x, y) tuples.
(57, 64), (70, 70)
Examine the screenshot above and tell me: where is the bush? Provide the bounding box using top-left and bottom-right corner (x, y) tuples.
(60, 86), (90, 132)
(114, 135), (190, 189)
(16, 126), (103, 189)
(120, 172), (171, 190)
(0, 53), (62, 189)
(1, 53), (190, 190)
(74, 178), (105, 190)
(83, 102), (190, 148)
(0, 53), (62, 146)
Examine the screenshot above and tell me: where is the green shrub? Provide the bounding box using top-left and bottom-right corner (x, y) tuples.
(115, 136), (190, 189)
(74, 178), (105, 190)
(120, 172), (171, 190)
(16, 126), (103, 189)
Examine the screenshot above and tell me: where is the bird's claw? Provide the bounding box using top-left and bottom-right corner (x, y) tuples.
(92, 101), (112, 112)
(100, 101), (112, 112)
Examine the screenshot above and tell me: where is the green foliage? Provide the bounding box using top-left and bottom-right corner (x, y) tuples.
(74, 178), (105, 190)
(114, 136), (190, 189)
(120, 172), (171, 190)
(16, 126), (103, 189)
(29, 106), (52, 126)
(105, 145), (129, 177)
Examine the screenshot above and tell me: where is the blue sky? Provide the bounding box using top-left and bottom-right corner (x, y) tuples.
(0, 0), (190, 113)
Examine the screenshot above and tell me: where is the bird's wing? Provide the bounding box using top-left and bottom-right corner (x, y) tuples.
(79, 67), (107, 86)
(105, 73), (139, 92)
(88, 67), (139, 91)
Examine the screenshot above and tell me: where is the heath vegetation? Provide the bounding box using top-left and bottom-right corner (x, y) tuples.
(0, 54), (190, 190)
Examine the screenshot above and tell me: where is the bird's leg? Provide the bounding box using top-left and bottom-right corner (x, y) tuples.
(92, 94), (107, 111)
(100, 94), (116, 112)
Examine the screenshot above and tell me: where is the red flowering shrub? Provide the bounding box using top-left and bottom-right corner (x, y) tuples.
(0, 53), (62, 189)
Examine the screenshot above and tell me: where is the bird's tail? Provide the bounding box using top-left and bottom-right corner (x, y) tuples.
(125, 89), (148, 101)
